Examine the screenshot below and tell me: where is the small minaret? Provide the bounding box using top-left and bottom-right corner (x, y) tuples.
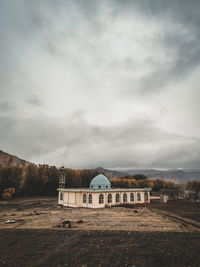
(59, 164), (66, 188)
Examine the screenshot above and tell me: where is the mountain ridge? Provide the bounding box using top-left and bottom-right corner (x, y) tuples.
(94, 167), (200, 183)
(0, 150), (31, 168)
(1, 150), (200, 183)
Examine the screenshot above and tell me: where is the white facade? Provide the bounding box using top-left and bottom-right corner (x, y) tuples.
(57, 173), (151, 208)
(58, 188), (151, 208)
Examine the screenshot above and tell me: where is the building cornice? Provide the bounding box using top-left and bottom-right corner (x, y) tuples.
(57, 188), (151, 192)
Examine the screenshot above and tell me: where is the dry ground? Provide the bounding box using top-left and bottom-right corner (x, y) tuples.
(0, 197), (200, 266)
(0, 197), (187, 231)
(151, 201), (200, 223)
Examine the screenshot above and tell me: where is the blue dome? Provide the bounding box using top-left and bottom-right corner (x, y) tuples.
(90, 174), (111, 190)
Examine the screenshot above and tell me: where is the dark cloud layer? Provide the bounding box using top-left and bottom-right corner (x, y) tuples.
(0, 112), (199, 169)
(0, 0), (199, 169)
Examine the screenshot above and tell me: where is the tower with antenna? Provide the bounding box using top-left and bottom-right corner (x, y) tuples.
(59, 164), (66, 188)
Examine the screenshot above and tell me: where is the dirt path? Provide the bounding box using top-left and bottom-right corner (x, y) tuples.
(148, 207), (200, 232)
(150, 202), (200, 222)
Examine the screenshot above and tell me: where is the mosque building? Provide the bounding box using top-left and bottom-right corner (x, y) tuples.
(58, 166), (151, 208)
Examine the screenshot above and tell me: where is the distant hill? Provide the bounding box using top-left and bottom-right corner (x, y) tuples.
(94, 167), (200, 183)
(95, 167), (125, 179)
(0, 150), (31, 168)
(124, 169), (200, 183)
(1, 149), (200, 183)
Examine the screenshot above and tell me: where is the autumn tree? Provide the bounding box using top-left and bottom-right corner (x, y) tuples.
(133, 174), (148, 180)
(184, 181), (200, 194)
(0, 166), (23, 198)
(46, 166), (59, 195)
(23, 164), (39, 196)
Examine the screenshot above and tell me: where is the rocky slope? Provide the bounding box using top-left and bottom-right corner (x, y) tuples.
(0, 150), (31, 168)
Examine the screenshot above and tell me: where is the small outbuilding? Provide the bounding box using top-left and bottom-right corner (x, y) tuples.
(160, 189), (184, 203)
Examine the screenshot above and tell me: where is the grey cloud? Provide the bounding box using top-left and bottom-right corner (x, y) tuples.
(0, 112), (199, 169)
(0, 0), (199, 169)
(0, 101), (15, 112)
(26, 95), (44, 107)
(111, 0), (200, 94)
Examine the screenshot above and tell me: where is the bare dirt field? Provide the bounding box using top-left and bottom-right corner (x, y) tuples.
(0, 197), (200, 266)
(0, 197), (189, 231)
(151, 201), (200, 223)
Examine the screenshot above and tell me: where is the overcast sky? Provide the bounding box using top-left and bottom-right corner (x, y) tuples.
(0, 0), (200, 169)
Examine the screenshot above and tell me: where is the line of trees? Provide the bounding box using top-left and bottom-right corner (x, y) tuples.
(0, 164), (59, 199)
(0, 165), (200, 199)
(111, 174), (179, 191)
(64, 168), (99, 188)
(0, 165), (99, 199)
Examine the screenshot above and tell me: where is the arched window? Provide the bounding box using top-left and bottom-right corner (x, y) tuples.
(108, 194), (112, 203)
(99, 194), (104, 204)
(130, 193), (134, 202)
(60, 192), (63, 201)
(83, 194), (87, 203)
(144, 192), (148, 202)
(89, 194), (92, 204)
(137, 193), (141, 201)
(116, 193), (120, 203)
(123, 193), (127, 202)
